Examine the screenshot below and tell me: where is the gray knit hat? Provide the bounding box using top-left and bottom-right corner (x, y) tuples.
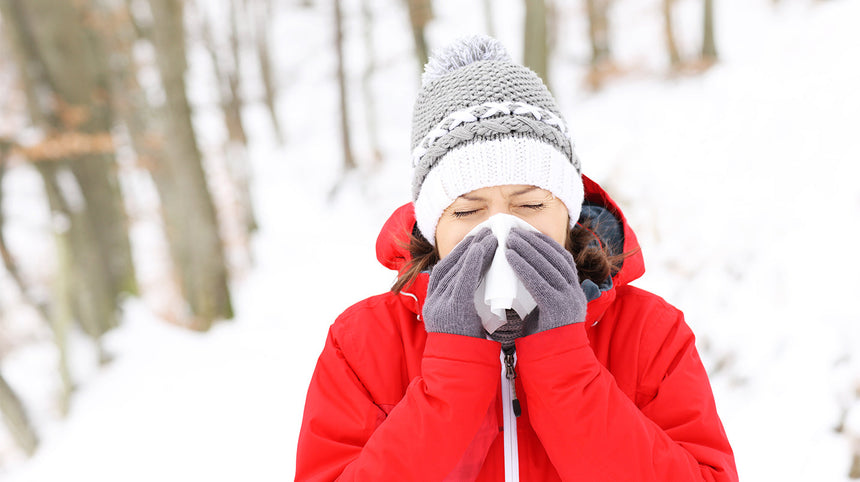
(411, 35), (584, 245)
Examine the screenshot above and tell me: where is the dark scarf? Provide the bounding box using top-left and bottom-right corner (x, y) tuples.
(488, 310), (525, 351)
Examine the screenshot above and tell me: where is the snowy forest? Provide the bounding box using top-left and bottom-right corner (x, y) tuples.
(0, 0), (858, 479)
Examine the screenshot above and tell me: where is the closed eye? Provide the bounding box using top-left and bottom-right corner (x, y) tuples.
(519, 203), (545, 210)
(452, 209), (479, 218)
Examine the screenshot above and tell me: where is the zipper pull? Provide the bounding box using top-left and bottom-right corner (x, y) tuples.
(504, 352), (521, 417)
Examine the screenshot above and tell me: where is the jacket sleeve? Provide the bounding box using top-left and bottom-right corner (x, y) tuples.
(515, 312), (738, 481)
(295, 325), (501, 481)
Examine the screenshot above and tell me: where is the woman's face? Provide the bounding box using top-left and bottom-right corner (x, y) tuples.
(435, 185), (569, 258)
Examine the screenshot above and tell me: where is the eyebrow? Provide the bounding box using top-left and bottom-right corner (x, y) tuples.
(458, 186), (540, 201)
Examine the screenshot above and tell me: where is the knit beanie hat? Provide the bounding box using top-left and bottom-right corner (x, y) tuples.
(411, 35), (584, 245)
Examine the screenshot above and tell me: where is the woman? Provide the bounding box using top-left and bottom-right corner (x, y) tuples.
(296, 36), (737, 481)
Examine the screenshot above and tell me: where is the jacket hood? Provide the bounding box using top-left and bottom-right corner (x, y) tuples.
(375, 175), (645, 321)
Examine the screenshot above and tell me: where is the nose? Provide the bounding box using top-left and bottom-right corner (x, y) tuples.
(484, 198), (520, 221)
(487, 204), (507, 217)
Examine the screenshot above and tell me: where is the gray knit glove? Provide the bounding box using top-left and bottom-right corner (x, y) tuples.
(505, 228), (588, 334)
(423, 228), (498, 338)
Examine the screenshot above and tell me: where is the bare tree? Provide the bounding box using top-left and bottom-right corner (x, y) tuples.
(585, 0), (611, 65)
(524, 0), (550, 85)
(482, 0), (496, 38)
(146, 0), (235, 330)
(0, 145), (16, 292)
(46, 193), (75, 415)
(584, 0), (612, 88)
(0, 142), (42, 454)
(0, 151), (73, 414)
(94, 0), (189, 327)
(333, 0), (356, 173)
(663, 0), (682, 70)
(198, 0), (259, 235)
(0, 372), (38, 455)
(702, 0), (717, 63)
(37, 163), (120, 355)
(360, 0), (382, 164)
(91, 0), (237, 329)
(404, 0), (433, 73)
(248, 0), (284, 145)
(200, 0), (248, 146)
(0, 0), (135, 349)
(0, 141), (50, 323)
(0, 0), (137, 306)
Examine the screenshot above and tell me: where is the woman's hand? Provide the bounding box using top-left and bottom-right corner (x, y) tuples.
(505, 227), (588, 334)
(423, 228), (497, 338)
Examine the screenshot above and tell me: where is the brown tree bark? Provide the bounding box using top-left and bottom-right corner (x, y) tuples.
(334, 0), (356, 172)
(0, 0), (132, 344)
(0, 0), (137, 301)
(147, 0), (235, 329)
(93, 0), (188, 325)
(524, 0), (550, 85)
(201, 0), (248, 147)
(199, 0), (258, 235)
(249, 0), (284, 145)
(663, 0), (682, 70)
(0, 372), (38, 455)
(35, 163), (117, 357)
(404, 0), (433, 73)
(702, 0), (718, 62)
(360, 0), (382, 164)
(851, 452), (860, 479)
(585, 0), (611, 67)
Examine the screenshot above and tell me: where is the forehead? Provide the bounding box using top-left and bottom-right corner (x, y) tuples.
(458, 184), (550, 201)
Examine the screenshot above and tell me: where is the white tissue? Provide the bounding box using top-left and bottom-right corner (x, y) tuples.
(463, 214), (538, 334)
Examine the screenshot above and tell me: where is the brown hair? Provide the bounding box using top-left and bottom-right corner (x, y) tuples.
(390, 220), (632, 293)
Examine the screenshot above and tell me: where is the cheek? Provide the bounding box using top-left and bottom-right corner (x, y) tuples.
(435, 221), (473, 258)
(533, 211), (569, 246)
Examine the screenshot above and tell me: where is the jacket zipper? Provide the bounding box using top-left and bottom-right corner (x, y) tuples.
(501, 350), (519, 481)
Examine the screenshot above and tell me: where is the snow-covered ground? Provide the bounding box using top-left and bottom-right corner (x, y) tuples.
(1, 0), (859, 479)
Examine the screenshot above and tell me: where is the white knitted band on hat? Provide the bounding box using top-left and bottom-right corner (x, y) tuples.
(414, 136), (584, 246)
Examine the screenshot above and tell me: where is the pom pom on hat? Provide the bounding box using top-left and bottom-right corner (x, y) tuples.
(422, 35), (512, 86)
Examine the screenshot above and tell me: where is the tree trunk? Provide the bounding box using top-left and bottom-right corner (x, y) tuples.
(200, 0), (258, 235)
(404, 0), (433, 73)
(523, 0), (549, 85)
(0, 372), (38, 456)
(148, 0), (234, 329)
(663, 0), (682, 70)
(1, 0), (137, 301)
(702, 0), (718, 62)
(69, 154), (137, 300)
(249, 0), (284, 145)
(851, 452), (860, 479)
(35, 163), (116, 358)
(93, 0), (193, 327)
(360, 0), (382, 164)
(334, 0), (356, 172)
(585, 0), (611, 67)
(48, 204), (76, 415)
(0, 0), (131, 343)
(0, 141), (50, 323)
(202, 0), (248, 147)
(36, 0), (136, 300)
(482, 0), (496, 38)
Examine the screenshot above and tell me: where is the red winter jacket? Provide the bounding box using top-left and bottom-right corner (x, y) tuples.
(296, 176), (737, 481)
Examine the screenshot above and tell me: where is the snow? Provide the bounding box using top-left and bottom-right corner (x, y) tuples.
(1, 0), (859, 480)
